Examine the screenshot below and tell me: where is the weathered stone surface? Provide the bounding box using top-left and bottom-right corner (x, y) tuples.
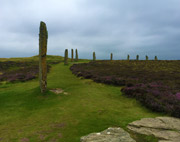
(39, 21), (48, 93)
(127, 55), (130, 60)
(63, 92), (68, 95)
(50, 88), (68, 95)
(159, 140), (180, 142)
(75, 49), (78, 62)
(80, 127), (136, 142)
(155, 56), (158, 60)
(136, 55), (139, 60)
(71, 49), (74, 62)
(93, 52), (96, 61)
(50, 88), (64, 94)
(64, 49), (68, 65)
(111, 53), (113, 60)
(127, 117), (180, 142)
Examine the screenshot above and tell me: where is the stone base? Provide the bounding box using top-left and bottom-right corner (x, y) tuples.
(50, 88), (68, 95)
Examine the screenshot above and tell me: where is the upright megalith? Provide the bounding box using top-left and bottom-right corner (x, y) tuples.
(39, 21), (48, 93)
(146, 55), (149, 60)
(64, 49), (68, 65)
(155, 56), (158, 60)
(127, 54), (130, 60)
(136, 55), (139, 60)
(75, 49), (78, 62)
(110, 53), (113, 60)
(93, 52), (96, 61)
(71, 49), (74, 62)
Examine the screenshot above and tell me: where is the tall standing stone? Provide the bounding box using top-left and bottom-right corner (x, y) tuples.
(71, 49), (74, 62)
(75, 49), (78, 62)
(111, 53), (113, 60)
(146, 55), (149, 60)
(127, 54), (130, 60)
(136, 55), (139, 60)
(155, 56), (158, 60)
(39, 21), (48, 93)
(93, 52), (96, 61)
(64, 49), (68, 65)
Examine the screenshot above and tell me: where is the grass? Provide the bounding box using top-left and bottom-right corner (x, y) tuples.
(0, 55), (63, 62)
(0, 58), (165, 142)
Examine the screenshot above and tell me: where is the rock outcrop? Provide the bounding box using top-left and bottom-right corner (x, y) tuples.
(81, 127), (136, 142)
(127, 117), (180, 142)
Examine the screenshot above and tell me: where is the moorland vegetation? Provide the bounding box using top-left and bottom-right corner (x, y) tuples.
(71, 60), (180, 117)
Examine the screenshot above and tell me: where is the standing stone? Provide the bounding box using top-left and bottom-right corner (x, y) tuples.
(110, 53), (113, 60)
(155, 56), (158, 60)
(146, 55), (149, 60)
(93, 52), (96, 61)
(136, 55), (139, 60)
(39, 21), (48, 93)
(75, 49), (78, 62)
(64, 49), (68, 65)
(71, 49), (74, 62)
(127, 54), (130, 60)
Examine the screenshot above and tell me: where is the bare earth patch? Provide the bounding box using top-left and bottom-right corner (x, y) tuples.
(50, 88), (64, 94)
(63, 92), (68, 95)
(51, 122), (66, 129)
(35, 122), (65, 141)
(50, 88), (69, 95)
(58, 133), (63, 138)
(20, 138), (29, 142)
(38, 134), (47, 140)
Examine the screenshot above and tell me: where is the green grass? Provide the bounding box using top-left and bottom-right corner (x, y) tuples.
(0, 55), (62, 62)
(0, 60), (165, 142)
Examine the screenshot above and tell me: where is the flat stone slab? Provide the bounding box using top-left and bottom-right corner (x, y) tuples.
(80, 127), (136, 142)
(50, 88), (68, 95)
(50, 88), (64, 94)
(127, 117), (180, 142)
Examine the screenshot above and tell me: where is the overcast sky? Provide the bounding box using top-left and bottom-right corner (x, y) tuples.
(0, 0), (180, 60)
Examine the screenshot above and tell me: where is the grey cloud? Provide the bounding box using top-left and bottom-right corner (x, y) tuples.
(0, 0), (180, 59)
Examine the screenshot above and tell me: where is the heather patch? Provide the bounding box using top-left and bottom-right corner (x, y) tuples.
(0, 58), (61, 83)
(121, 83), (180, 117)
(70, 60), (180, 117)
(176, 93), (180, 100)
